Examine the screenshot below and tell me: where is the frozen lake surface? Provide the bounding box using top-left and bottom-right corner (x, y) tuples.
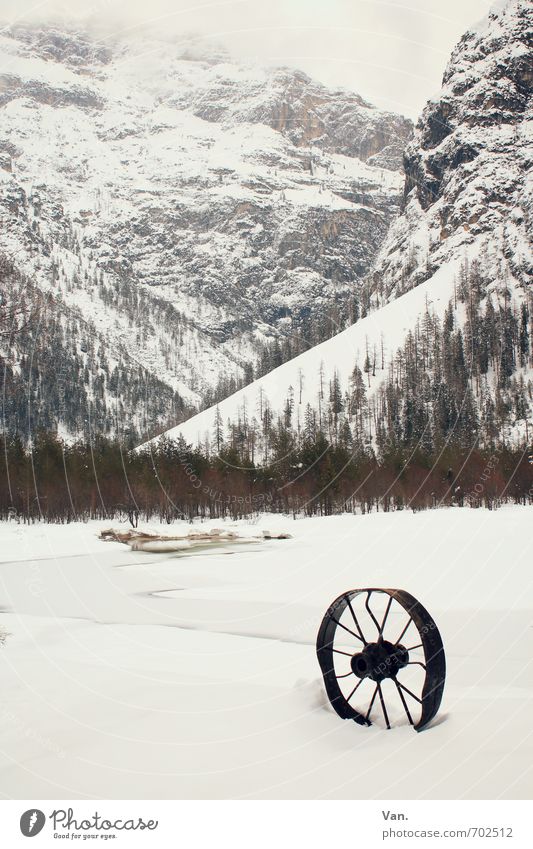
(0, 508), (531, 799)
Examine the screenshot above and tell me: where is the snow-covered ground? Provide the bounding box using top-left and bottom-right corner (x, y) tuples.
(0, 507), (531, 800)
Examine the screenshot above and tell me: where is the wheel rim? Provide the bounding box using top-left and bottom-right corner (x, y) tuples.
(316, 588), (446, 731)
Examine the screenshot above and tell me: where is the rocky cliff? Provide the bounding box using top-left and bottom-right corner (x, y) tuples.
(372, 0), (532, 301)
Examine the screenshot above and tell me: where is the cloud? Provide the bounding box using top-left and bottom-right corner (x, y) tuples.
(0, 0), (494, 118)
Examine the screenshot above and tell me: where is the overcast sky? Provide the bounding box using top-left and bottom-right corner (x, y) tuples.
(0, 0), (496, 118)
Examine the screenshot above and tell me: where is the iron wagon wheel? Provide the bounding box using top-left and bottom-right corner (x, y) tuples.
(316, 588), (445, 732)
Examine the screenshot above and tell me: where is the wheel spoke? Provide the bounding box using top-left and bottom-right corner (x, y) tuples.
(331, 648), (353, 657)
(408, 661), (426, 670)
(405, 642), (423, 651)
(395, 679), (414, 725)
(365, 684), (379, 721)
(377, 682), (391, 729)
(347, 597), (367, 644)
(331, 615), (364, 643)
(397, 680), (422, 704)
(379, 595), (393, 636)
(335, 671), (354, 679)
(346, 677), (365, 703)
(395, 616), (413, 645)
(365, 591), (383, 635)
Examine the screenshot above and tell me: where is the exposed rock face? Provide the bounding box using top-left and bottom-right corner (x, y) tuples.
(7, 24), (113, 69)
(0, 24), (412, 423)
(0, 73), (104, 108)
(169, 64), (411, 169)
(372, 0), (532, 300)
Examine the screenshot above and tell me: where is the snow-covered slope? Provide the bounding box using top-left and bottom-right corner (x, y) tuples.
(371, 0), (532, 301)
(142, 263), (459, 449)
(0, 24), (411, 428)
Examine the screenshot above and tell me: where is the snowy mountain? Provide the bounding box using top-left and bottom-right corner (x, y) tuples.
(0, 24), (411, 438)
(148, 0), (532, 455)
(371, 0), (532, 301)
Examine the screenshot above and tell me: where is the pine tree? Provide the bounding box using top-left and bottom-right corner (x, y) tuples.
(329, 369), (343, 433)
(213, 405), (223, 453)
(338, 419), (353, 450)
(303, 403), (317, 443)
(519, 302), (530, 368)
(284, 386), (294, 428)
(499, 305), (516, 387)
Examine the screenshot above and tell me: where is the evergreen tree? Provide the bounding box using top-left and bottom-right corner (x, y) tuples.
(519, 302), (530, 368)
(213, 405), (223, 453)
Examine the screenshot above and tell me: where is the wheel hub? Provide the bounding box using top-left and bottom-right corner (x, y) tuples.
(351, 639), (409, 682)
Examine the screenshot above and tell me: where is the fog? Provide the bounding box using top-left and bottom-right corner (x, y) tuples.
(0, 0), (495, 117)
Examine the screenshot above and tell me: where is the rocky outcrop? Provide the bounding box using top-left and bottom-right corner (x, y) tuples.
(0, 73), (103, 109)
(171, 65), (412, 170)
(7, 24), (113, 69)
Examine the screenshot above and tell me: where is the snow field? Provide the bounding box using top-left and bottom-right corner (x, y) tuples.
(0, 506), (531, 799)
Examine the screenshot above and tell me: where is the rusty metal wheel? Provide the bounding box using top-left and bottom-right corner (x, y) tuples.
(316, 588), (445, 731)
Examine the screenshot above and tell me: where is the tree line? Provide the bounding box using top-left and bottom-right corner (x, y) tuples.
(0, 429), (530, 524)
